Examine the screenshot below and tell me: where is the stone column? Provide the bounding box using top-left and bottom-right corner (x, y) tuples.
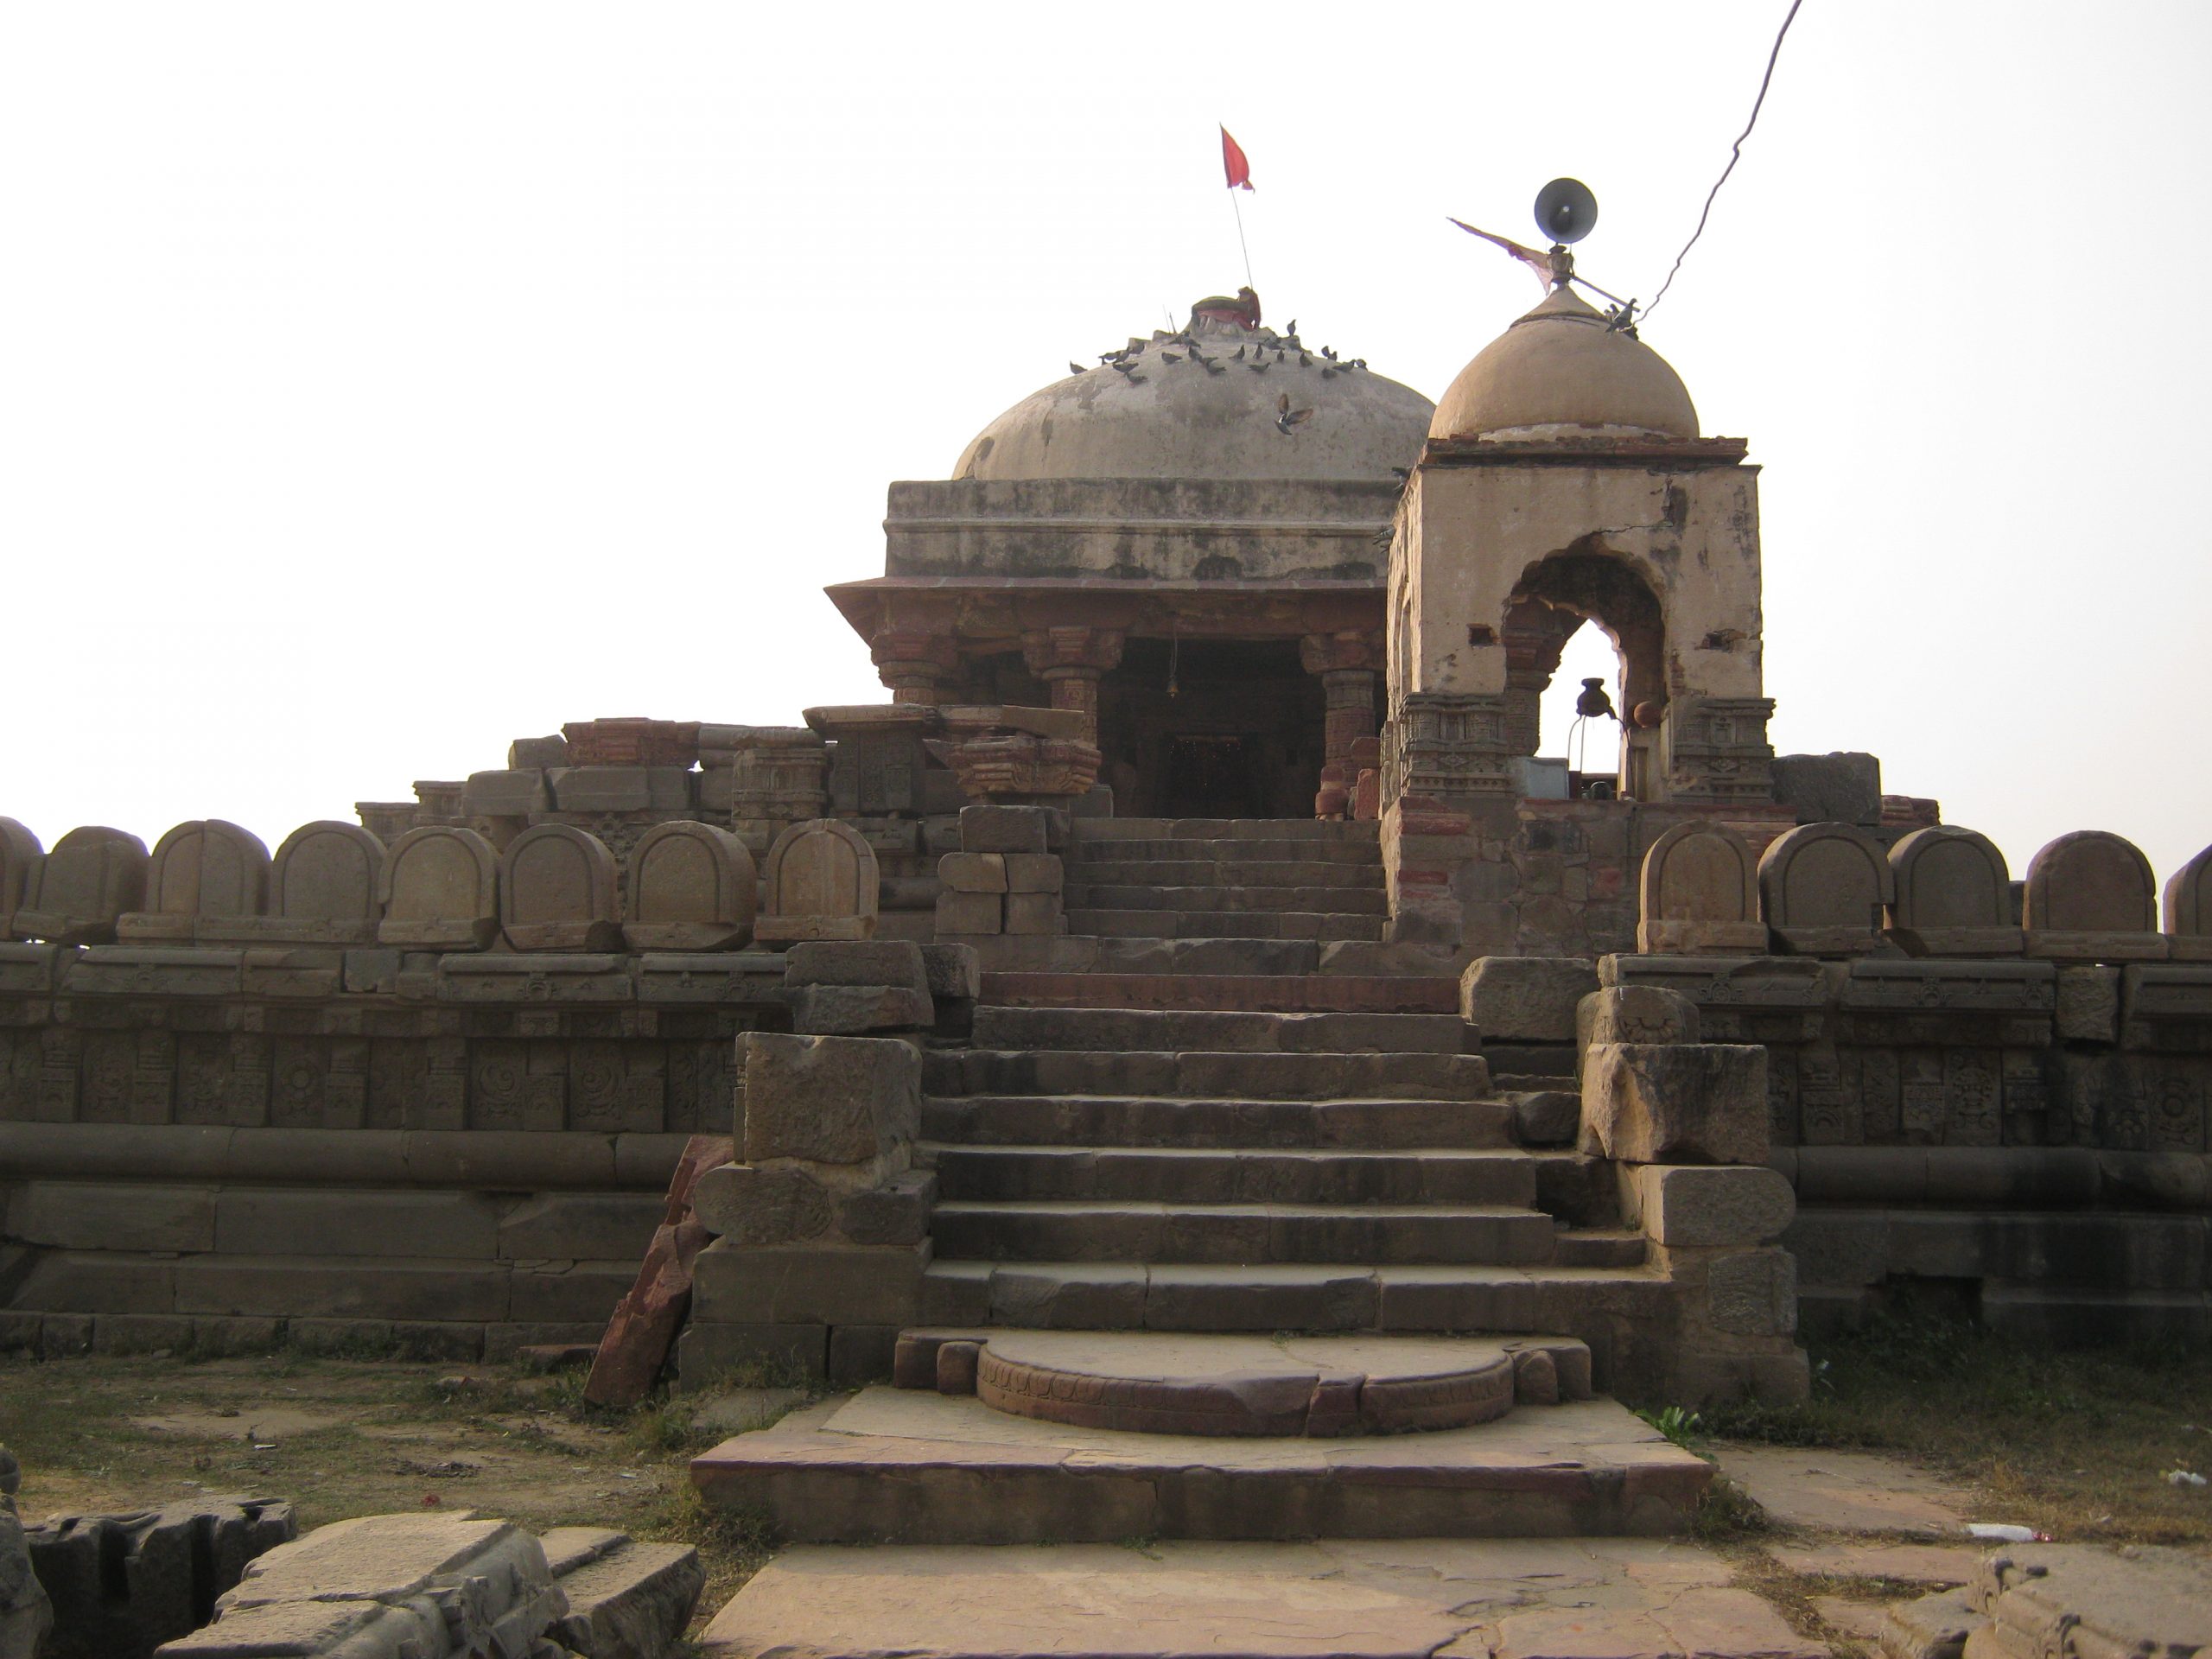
(871, 628), (963, 707)
(1020, 627), (1124, 747)
(1299, 630), (1383, 772)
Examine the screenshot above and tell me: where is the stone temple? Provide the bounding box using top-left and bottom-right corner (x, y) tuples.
(3, 264), (2210, 1652)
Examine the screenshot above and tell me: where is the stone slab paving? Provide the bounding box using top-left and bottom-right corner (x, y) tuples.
(1768, 1539), (1983, 1586)
(690, 1389), (1709, 1542)
(1710, 1443), (1976, 1535)
(699, 1538), (1827, 1659)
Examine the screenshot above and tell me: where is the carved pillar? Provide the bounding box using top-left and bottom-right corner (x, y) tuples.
(872, 628), (963, 707)
(1020, 627), (1125, 747)
(1299, 631), (1383, 771)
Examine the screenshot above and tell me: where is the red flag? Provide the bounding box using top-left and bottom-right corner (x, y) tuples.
(1220, 126), (1253, 192)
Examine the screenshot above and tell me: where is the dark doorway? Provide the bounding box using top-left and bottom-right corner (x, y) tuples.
(1167, 735), (1261, 818)
(1098, 639), (1324, 819)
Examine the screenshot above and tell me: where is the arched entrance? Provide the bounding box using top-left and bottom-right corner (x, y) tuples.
(1499, 548), (1666, 801)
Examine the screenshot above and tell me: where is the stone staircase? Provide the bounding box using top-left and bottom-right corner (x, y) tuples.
(912, 1000), (1654, 1340)
(689, 817), (1747, 1615)
(1061, 817), (1388, 944)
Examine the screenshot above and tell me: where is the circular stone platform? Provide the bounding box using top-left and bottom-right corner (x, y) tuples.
(958, 1332), (1566, 1438)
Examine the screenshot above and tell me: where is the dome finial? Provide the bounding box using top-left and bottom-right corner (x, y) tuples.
(1190, 288), (1262, 331)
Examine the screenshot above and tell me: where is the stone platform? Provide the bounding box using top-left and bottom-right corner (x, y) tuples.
(698, 1537), (1824, 1659)
(893, 1328), (1591, 1436)
(688, 1388), (1709, 1543)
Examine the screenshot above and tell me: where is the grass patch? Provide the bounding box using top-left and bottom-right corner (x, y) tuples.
(1697, 1311), (2212, 1544)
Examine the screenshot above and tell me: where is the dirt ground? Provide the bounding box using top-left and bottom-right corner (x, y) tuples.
(0, 1347), (789, 1648)
(2, 1314), (2208, 1653)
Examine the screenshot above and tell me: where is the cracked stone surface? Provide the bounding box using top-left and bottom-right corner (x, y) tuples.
(699, 1538), (1827, 1659)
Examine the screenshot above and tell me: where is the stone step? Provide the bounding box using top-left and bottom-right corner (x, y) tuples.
(923, 1049), (1494, 1103)
(924, 1145), (1541, 1206)
(921, 1095), (1517, 1151)
(969, 1006), (1468, 1056)
(1066, 910), (1384, 942)
(1554, 1230), (1649, 1269)
(688, 1389), (1707, 1545)
(1064, 859), (1386, 887)
(929, 1201), (1560, 1266)
(1064, 885), (1392, 916)
(699, 1535), (1820, 1658)
(979, 972), (1460, 1014)
(1070, 837), (1382, 865)
(917, 1260), (1674, 1338)
(895, 1330), (1592, 1437)
(1071, 819), (1381, 843)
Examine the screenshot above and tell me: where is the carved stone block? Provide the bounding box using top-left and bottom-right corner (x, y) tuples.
(500, 824), (622, 952)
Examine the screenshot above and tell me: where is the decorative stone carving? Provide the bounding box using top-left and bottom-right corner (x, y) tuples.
(623, 820), (757, 951)
(0, 819), (41, 942)
(563, 717), (700, 767)
(118, 820), (271, 944)
(1756, 821), (1892, 957)
(1662, 696), (1777, 805)
(2024, 830), (2167, 963)
(2164, 844), (2212, 962)
(377, 825), (500, 950)
(809, 704), (938, 817)
(499, 823), (622, 952)
(946, 734), (1102, 803)
(1636, 820), (1765, 955)
(189, 821), (385, 949)
(757, 819), (880, 944)
(14, 827), (149, 946)
(1886, 824), (2023, 957)
(1391, 691), (1515, 800)
(1580, 1042), (1770, 1166)
(717, 726), (830, 855)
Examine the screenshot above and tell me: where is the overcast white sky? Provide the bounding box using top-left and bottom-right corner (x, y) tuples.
(3, 2), (2207, 888)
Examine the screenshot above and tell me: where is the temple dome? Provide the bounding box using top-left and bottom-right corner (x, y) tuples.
(1429, 284), (1699, 442)
(953, 296), (1434, 483)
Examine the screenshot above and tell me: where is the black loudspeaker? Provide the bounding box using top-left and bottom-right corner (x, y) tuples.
(1534, 178), (1598, 245)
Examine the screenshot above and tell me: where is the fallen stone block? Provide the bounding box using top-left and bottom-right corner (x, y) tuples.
(159, 1513), (564, 1658)
(0, 1445), (52, 1659)
(1972, 1544), (2212, 1659)
(957, 805), (1056, 854)
(1460, 957), (1599, 1042)
(583, 1134), (732, 1409)
(1878, 1587), (1981, 1659)
(1580, 1042), (1769, 1166)
(542, 1530), (704, 1659)
(29, 1495), (295, 1659)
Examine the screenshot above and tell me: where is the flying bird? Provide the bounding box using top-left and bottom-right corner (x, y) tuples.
(1274, 393), (1313, 434)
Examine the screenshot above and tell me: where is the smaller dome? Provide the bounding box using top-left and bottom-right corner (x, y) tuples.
(1430, 285), (1699, 442)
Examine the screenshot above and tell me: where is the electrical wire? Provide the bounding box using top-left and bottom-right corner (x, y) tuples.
(1643, 0), (1805, 319)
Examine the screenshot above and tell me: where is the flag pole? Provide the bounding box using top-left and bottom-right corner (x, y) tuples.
(1230, 188), (1254, 289)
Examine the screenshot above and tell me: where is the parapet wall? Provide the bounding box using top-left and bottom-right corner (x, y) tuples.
(0, 943), (790, 1362)
(1604, 953), (2212, 1343)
